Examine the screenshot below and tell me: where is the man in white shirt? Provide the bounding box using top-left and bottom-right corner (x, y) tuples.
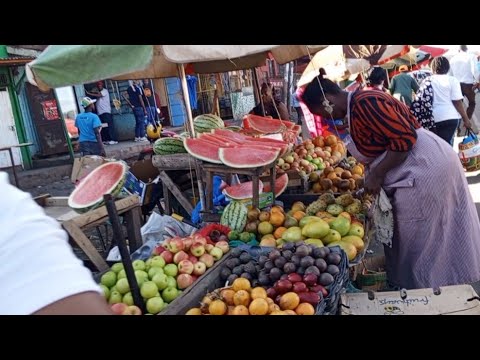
(86, 81), (118, 145)
(449, 45), (479, 120)
(0, 172), (112, 315)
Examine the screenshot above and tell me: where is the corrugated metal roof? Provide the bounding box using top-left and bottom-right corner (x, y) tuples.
(0, 56), (35, 66)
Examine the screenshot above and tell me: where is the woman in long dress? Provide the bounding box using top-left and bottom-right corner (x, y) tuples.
(300, 74), (480, 290)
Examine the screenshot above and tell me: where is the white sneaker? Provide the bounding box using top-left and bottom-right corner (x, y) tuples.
(139, 137), (148, 142)
(134, 137), (140, 142)
(107, 141), (118, 145)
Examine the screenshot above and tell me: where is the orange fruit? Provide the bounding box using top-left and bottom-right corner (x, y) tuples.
(279, 292), (300, 310)
(221, 289), (236, 306)
(292, 211), (306, 221)
(327, 172), (338, 181)
(273, 226), (287, 239)
(232, 278), (251, 292)
(268, 303), (281, 314)
(283, 310), (297, 315)
(209, 300), (227, 315)
(352, 165), (363, 176)
(249, 298), (269, 315)
(233, 290), (251, 307)
(269, 212), (285, 227)
(295, 303), (315, 315)
(232, 305), (249, 315)
(250, 287), (267, 300)
(185, 308), (202, 315)
(227, 306), (236, 315)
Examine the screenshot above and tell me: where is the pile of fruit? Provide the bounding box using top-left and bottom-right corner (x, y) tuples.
(276, 134), (347, 177)
(186, 277), (316, 315)
(311, 157), (365, 193)
(99, 234), (229, 315)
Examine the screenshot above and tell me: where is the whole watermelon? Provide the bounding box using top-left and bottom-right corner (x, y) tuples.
(193, 114), (225, 134)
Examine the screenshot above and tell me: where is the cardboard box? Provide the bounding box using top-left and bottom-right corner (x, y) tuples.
(122, 158), (159, 205)
(71, 156), (111, 184)
(340, 285), (480, 315)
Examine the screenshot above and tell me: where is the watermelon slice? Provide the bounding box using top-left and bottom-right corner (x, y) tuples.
(212, 128), (248, 142)
(68, 161), (127, 213)
(218, 148), (279, 168)
(262, 173), (289, 197)
(199, 133), (237, 146)
(223, 180), (264, 200)
(184, 138), (222, 164)
(243, 114), (286, 134)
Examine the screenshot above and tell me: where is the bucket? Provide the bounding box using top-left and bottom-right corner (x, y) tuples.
(353, 256), (387, 292)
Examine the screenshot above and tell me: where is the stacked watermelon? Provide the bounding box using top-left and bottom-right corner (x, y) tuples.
(153, 137), (187, 155)
(193, 114), (225, 134)
(242, 114), (301, 143)
(184, 129), (289, 168)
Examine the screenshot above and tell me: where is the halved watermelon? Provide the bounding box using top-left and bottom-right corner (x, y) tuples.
(262, 173), (289, 197)
(184, 138), (222, 164)
(68, 161), (128, 213)
(218, 148), (279, 168)
(212, 128), (248, 142)
(223, 180), (264, 200)
(243, 114), (286, 134)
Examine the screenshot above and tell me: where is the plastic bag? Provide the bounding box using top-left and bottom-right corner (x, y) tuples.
(459, 130), (480, 172)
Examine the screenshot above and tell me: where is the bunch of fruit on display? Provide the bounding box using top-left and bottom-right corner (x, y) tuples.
(310, 156), (365, 193)
(99, 233), (229, 315)
(185, 277), (317, 315)
(276, 134), (347, 177)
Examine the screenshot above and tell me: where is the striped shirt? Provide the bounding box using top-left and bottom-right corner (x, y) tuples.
(350, 90), (421, 158)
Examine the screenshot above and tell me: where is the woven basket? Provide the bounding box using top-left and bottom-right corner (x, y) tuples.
(354, 256), (387, 292)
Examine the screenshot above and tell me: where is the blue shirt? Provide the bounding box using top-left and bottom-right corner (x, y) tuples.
(75, 112), (102, 142)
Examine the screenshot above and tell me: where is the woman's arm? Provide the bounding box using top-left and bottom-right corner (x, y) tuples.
(452, 100), (472, 129)
(277, 102), (290, 120)
(365, 150), (409, 194)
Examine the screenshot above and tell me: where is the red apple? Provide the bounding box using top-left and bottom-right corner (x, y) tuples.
(183, 236), (193, 251)
(176, 274), (194, 289)
(199, 254), (214, 268)
(191, 242), (205, 257)
(110, 303), (128, 315)
(173, 250), (189, 264)
(209, 247), (223, 261)
(123, 305), (142, 315)
(191, 275), (198, 282)
(193, 261), (206, 276)
(188, 255), (198, 264)
(205, 244), (215, 252)
(163, 238), (172, 251)
(153, 245), (166, 256)
(192, 234), (207, 246)
(160, 250), (174, 264)
(178, 260), (194, 275)
(215, 241), (230, 254)
(169, 237), (185, 254)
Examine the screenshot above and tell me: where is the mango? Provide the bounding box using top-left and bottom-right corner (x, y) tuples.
(304, 239), (325, 247)
(330, 215), (351, 236)
(341, 235), (365, 252)
(281, 226), (303, 242)
(322, 229), (342, 244)
(348, 223), (365, 238)
(301, 219), (330, 239)
(299, 216), (323, 228)
(283, 215), (299, 228)
(315, 211), (334, 219)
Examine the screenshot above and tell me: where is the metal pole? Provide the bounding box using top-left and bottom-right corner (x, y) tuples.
(286, 61), (292, 117)
(177, 64), (206, 213)
(103, 194), (146, 314)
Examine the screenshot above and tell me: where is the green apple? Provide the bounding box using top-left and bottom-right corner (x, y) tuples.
(152, 273), (168, 291)
(140, 281), (159, 299)
(100, 271), (117, 288)
(117, 269), (127, 279)
(99, 284), (110, 300)
(123, 292), (134, 306)
(146, 296), (165, 314)
(116, 278), (130, 295)
(111, 263), (124, 274)
(132, 260), (146, 271)
(166, 276), (177, 289)
(150, 256), (166, 269)
(164, 264), (178, 277)
(161, 287), (179, 303)
(108, 290), (123, 304)
(148, 267), (164, 279)
(135, 270), (149, 286)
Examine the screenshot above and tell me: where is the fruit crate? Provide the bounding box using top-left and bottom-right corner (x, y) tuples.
(158, 253), (233, 315)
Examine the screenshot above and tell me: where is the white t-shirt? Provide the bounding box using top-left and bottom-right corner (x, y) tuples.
(0, 172), (102, 315)
(449, 51), (479, 84)
(96, 88), (111, 116)
(430, 74), (464, 123)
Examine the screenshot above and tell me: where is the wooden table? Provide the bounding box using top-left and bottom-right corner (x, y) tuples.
(0, 142), (33, 188)
(36, 194), (143, 272)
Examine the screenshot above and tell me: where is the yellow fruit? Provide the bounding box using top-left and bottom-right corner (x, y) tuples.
(352, 165), (363, 176)
(251, 287), (268, 300)
(209, 300), (227, 315)
(232, 278), (251, 292)
(249, 298), (269, 315)
(259, 237), (277, 247)
(292, 211), (306, 221)
(283, 310), (297, 315)
(291, 202), (306, 212)
(271, 205), (285, 214)
(269, 212), (285, 227)
(233, 290), (251, 307)
(342, 235), (365, 252)
(348, 223), (365, 238)
(221, 289), (236, 306)
(295, 303), (315, 315)
(258, 221), (274, 235)
(258, 211), (270, 222)
(232, 305), (249, 315)
(185, 308), (202, 315)
(279, 292), (300, 310)
(269, 303), (281, 314)
(322, 229), (342, 244)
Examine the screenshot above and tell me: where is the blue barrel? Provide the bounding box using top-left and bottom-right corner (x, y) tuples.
(112, 113), (136, 141)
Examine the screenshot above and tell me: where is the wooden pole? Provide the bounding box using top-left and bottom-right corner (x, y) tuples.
(103, 194), (146, 313)
(252, 68), (265, 116)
